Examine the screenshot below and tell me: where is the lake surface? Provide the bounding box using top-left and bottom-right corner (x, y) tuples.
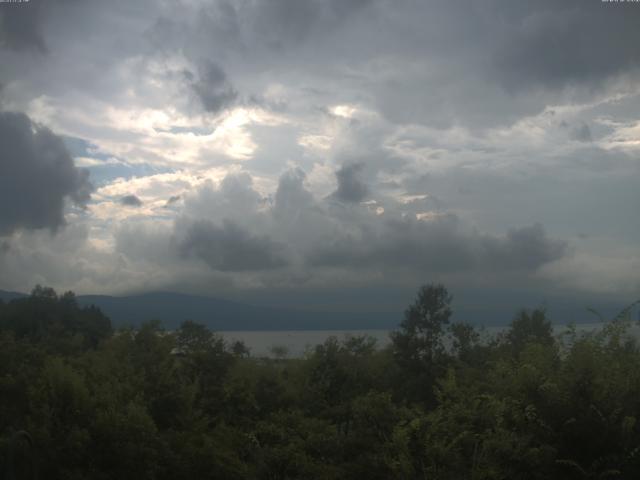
(221, 322), (630, 357)
(222, 329), (392, 357)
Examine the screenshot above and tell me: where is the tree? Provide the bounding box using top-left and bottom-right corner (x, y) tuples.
(449, 321), (480, 363)
(230, 340), (250, 358)
(0, 287), (111, 351)
(30, 285), (57, 301)
(391, 283), (453, 365)
(390, 283), (453, 404)
(176, 320), (218, 355)
(174, 321), (235, 418)
(505, 308), (553, 354)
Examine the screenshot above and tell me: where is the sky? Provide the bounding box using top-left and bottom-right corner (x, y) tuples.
(0, 0), (638, 320)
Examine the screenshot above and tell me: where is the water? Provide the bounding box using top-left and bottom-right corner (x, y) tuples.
(222, 322), (638, 358)
(222, 329), (392, 357)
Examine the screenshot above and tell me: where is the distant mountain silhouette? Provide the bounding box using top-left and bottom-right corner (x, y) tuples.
(0, 290), (27, 302)
(0, 290), (398, 330)
(2, 289), (631, 330)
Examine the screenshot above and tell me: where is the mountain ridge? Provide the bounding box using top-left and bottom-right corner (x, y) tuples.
(0, 289), (398, 331)
(2, 289), (633, 330)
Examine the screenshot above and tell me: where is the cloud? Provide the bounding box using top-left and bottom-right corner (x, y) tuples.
(331, 162), (368, 203)
(183, 172), (264, 221)
(482, 223), (569, 270)
(0, 111), (92, 235)
(569, 123), (592, 142)
(0, 1), (46, 53)
(0, 165), (588, 301)
(176, 170), (568, 280)
(185, 59), (237, 113)
(120, 194), (143, 207)
(493, 1), (640, 92)
(308, 213), (567, 274)
(241, 0), (374, 48)
(165, 194), (181, 206)
(273, 168), (315, 219)
(178, 219), (288, 272)
(0, 0), (636, 305)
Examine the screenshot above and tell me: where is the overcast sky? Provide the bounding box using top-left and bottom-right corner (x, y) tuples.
(0, 0), (638, 318)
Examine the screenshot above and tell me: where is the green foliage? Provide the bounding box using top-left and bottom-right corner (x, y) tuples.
(392, 283), (453, 364)
(504, 308), (554, 354)
(449, 321), (481, 363)
(0, 285), (111, 352)
(1, 285), (639, 479)
(390, 283), (453, 405)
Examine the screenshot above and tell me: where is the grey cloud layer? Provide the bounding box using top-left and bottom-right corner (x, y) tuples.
(179, 219), (288, 272)
(493, 0), (640, 91)
(5, 0), (640, 131)
(309, 216), (567, 273)
(0, 1), (46, 52)
(0, 111), (91, 235)
(172, 0), (640, 126)
(170, 170), (567, 278)
(131, 0), (640, 129)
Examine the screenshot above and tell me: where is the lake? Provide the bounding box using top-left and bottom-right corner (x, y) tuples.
(222, 329), (392, 357)
(221, 322), (630, 357)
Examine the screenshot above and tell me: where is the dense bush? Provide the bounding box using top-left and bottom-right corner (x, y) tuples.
(1, 285), (639, 479)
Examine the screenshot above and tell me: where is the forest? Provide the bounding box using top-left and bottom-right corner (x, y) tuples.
(1, 284), (640, 479)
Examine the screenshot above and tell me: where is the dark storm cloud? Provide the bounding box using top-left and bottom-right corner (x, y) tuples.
(331, 163), (368, 203)
(0, 111), (92, 235)
(482, 223), (568, 270)
(185, 60), (237, 113)
(177, 170), (568, 278)
(358, 0), (640, 127)
(0, 1), (46, 52)
(7, 0), (637, 131)
(251, 0), (317, 45)
(120, 195), (143, 207)
(179, 219), (288, 272)
(493, 0), (640, 92)
(246, 0), (373, 47)
(309, 214), (567, 273)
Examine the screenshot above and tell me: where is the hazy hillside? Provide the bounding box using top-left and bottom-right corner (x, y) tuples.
(2, 288), (632, 330)
(0, 290), (26, 302)
(1, 290), (397, 330)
